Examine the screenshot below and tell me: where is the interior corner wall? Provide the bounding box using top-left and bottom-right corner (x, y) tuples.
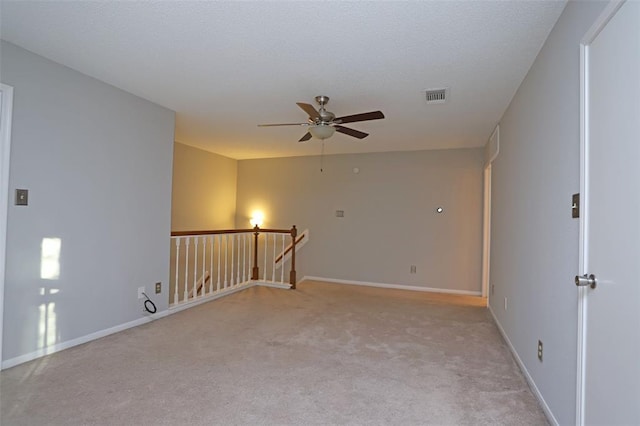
(489, 2), (606, 424)
(0, 41), (175, 363)
(171, 143), (237, 232)
(236, 148), (484, 293)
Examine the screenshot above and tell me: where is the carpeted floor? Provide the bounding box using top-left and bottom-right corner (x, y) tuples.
(0, 281), (548, 425)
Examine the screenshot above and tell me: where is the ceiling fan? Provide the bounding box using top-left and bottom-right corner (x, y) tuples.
(258, 95), (385, 142)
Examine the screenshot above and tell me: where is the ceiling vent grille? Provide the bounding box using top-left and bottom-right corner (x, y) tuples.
(425, 88), (448, 104)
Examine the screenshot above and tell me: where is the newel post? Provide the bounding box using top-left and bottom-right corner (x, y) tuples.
(289, 225), (297, 289)
(252, 225), (260, 280)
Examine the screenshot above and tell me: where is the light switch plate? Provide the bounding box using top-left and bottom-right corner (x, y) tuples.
(572, 193), (580, 218)
(15, 189), (28, 206)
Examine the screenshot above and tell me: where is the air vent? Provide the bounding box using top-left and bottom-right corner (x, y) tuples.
(425, 88), (448, 104)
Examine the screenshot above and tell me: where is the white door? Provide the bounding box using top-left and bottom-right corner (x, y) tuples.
(578, 1), (640, 424)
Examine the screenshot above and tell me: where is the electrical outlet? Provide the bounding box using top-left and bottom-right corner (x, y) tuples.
(538, 340), (543, 361)
(504, 297), (508, 311)
(138, 286), (145, 299)
(410, 265), (417, 274)
(155, 282), (161, 294)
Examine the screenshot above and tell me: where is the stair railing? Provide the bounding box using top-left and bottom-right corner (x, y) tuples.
(169, 225), (298, 307)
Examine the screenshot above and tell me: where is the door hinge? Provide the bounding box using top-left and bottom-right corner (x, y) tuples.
(572, 193), (580, 218)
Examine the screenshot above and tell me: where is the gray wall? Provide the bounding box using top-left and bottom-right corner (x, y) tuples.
(1, 41), (175, 362)
(236, 148), (483, 293)
(172, 142), (237, 232)
(489, 2), (606, 424)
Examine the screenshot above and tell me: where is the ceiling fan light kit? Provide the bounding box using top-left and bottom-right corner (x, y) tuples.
(258, 95), (385, 142)
(308, 124), (335, 140)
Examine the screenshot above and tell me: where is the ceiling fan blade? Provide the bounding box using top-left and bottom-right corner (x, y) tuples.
(296, 102), (321, 120)
(335, 111), (385, 124)
(258, 123), (308, 127)
(298, 132), (313, 142)
(335, 125), (369, 139)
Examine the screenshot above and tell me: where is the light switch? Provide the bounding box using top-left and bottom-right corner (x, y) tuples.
(15, 189), (28, 206)
(572, 193), (580, 218)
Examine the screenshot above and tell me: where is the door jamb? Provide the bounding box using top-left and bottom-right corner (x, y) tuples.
(482, 124), (500, 302)
(0, 83), (14, 368)
(482, 164), (492, 299)
(482, 125), (499, 300)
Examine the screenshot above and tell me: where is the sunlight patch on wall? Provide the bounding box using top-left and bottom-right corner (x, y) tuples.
(38, 295), (58, 349)
(40, 237), (61, 280)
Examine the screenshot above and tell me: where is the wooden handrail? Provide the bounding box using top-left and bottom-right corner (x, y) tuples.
(171, 228), (292, 237)
(274, 232), (307, 264)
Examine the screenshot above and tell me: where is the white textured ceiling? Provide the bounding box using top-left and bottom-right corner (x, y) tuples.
(0, 1), (566, 160)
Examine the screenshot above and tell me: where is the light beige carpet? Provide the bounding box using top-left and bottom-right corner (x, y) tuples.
(1, 281), (548, 425)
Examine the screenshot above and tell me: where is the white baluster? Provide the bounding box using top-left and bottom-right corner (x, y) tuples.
(193, 236), (199, 299)
(272, 234), (276, 282)
(216, 235), (221, 292)
(263, 233), (268, 281)
(242, 233), (247, 283)
(209, 236), (214, 294)
(249, 232), (254, 282)
(237, 234), (241, 285)
(281, 234), (285, 283)
(230, 233), (235, 286)
(183, 237), (190, 302)
(224, 234), (228, 289)
(174, 237), (180, 304)
(201, 236), (206, 297)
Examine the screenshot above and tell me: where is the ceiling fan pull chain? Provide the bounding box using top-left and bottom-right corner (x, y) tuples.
(320, 142), (325, 172)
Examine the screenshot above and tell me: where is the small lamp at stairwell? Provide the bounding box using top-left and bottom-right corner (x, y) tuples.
(250, 211), (264, 228)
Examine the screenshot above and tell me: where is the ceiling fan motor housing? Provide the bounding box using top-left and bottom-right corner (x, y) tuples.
(317, 110), (335, 124)
(314, 95), (335, 124)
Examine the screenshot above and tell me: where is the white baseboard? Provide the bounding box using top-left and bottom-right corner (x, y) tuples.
(169, 282), (256, 314)
(488, 305), (558, 426)
(1, 309), (169, 370)
(301, 276), (482, 296)
(256, 281), (292, 290)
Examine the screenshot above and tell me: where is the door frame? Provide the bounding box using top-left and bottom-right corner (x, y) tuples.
(0, 83), (14, 366)
(576, 2), (626, 423)
(482, 163), (492, 299)
(482, 125), (499, 299)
